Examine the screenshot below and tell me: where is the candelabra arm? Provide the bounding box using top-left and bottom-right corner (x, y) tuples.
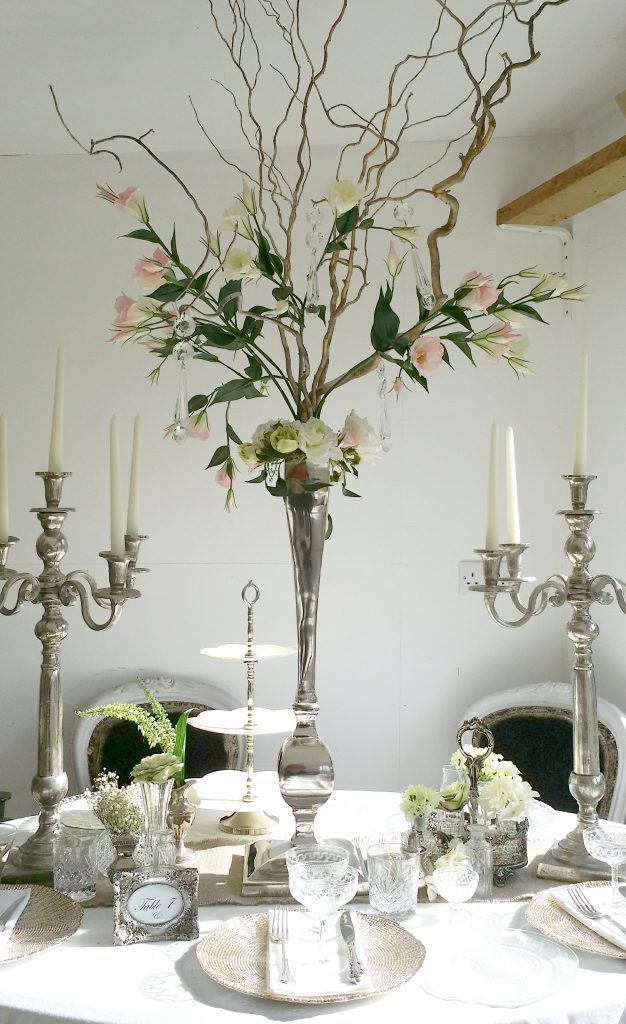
(485, 575), (567, 629)
(59, 576), (123, 632)
(0, 573), (40, 616)
(590, 574), (626, 614)
(61, 570), (111, 609)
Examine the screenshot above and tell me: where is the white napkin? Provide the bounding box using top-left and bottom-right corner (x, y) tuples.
(0, 889), (31, 952)
(553, 885), (626, 951)
(266, 910), (371, 997)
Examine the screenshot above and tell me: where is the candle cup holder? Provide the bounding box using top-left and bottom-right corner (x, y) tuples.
(124, 534), (149, 590)
(498, 543), (535, 586)
(0, 536), (19, 579)
(472, 548), (513, 593)
(468, 473), (626, 880)
(35, 470), (72, 509)
(1, 470), (144, 882)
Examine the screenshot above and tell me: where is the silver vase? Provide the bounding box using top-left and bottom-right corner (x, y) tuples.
(277, 465), (334, 843)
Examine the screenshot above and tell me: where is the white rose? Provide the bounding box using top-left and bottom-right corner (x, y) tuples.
(325, 179), (365, 216)
(221, 201), (254, 240)
(531, 272), (568, 298)
(223, 247), (261, 282)
(340, 410), (382, 463)
(297, 418), (341, 466)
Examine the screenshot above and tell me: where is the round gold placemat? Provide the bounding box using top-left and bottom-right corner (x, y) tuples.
(1, 884), (83, 963)
(196, 912), (425, 1003)
(525, 881), (626, 960)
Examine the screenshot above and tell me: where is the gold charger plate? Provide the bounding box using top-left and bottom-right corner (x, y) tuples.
(196, 911), (425, 1004)
(526, 881), (626, 960)
(0, 884), (83, 963)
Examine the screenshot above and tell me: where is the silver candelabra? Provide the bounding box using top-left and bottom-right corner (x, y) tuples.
(472, 472), (624, 879)
(0, 470), (146, 882)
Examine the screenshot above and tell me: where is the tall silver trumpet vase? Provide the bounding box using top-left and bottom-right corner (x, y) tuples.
(471, 473), (624, 880)
(277, 464), (334, 843)
(0, 471), (146, 883)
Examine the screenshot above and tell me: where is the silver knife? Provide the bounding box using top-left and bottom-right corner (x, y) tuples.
(0, 896), (26, 932)
(339, 911), (365, 984)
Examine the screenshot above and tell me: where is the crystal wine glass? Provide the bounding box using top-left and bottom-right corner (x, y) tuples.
(432, 865), (479, 920)
(287, 847), (358, 961)
(583, 824), (626, 908)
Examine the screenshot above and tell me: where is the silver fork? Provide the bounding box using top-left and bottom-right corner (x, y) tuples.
(568, 885), (626, 939)
(269, 907), (293, 984)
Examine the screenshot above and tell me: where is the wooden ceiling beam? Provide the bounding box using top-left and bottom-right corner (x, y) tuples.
(497, 134), (626, 226)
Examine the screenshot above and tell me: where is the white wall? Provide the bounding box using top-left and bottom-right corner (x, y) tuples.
(0, 132), (582, 816)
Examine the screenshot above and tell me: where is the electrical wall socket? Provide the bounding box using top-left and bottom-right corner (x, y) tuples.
(458, 560), (483, 594)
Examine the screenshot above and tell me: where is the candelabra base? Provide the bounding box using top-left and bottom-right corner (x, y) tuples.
(219, 808), (279, 837)
(3, 836), (55, 886)
(536, 828), (610, 883)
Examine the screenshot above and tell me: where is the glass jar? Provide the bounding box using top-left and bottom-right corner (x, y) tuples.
(467, 823), (493, 899)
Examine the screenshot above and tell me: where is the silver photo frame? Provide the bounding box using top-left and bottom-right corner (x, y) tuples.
(113, 866), (199, 945)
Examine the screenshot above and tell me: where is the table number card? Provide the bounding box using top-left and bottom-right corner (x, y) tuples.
(113, 866), (199, 945)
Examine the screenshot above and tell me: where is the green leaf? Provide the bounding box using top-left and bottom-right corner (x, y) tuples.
(256, 233), (274, 276)
(196, 322), (245, 349)
(317, 305), (327, 324)
(325, 514), (333, 540)
(188, 394), (208, 414)
(370, 287), (400, 352)
(244, 355), (264, 381)
(325, 239), (348, 254)
(510, 302), (548, 324)
(270, 252), (283, 276)
(189, 271), (209, 296)
(173, 708), (197, 784)
(342, 484), (361, 497)
(170, 226), (179, 263)
(404, 365), (429, 391)
(441, 346), (451, 367)
(358, 217), (374, 230)
(272, 286), (292, 300)
(206, 444), (230, 469)
(246, 470), (267, 484)
(209, 379), (264, 406)
(266, 476), (288, 497)
(149, 281), (188, 302)
(218, 280), (242, 321)
(195, 351), (219, 363)
(441, 303), (473, 331)
(125, 228), (161, 244)
(335, 205), (359, 235)
(448, 338), (476, 364)
(226, 422), (242, 445)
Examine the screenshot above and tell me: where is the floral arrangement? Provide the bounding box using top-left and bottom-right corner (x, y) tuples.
(449, 748), (539, 821)
(131, 752), (183, 785)
(439, 779), (470, 811)
(401, 784), (441, 822)
(87, 771), (144, 838)
(53, 0), (580, 514)
(77, 680), (195, 788)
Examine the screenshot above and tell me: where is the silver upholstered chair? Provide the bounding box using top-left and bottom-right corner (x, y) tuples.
(462, 682), (626, 822)
(73, 676), (245, 789)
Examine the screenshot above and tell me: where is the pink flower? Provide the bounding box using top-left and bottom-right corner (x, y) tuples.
(479, 322), (523, 345)
(132, 248), (170, 290)
(216, 466), (232, 488)
(458, 270), (500, 311)
(392, 377), (405, 397)
(409, 337), (444, 377)
(106, 293), (161, 344)
(97, 184), (148, 223)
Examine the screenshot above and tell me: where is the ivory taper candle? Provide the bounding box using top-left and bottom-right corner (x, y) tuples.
(485, 423), (499, 550)
(0, 416), (8, 543)
(110, 417), (125, 556)
(505, 426), (520, 544)
(48, 347), (65, 473)
(572, 352), (588, 475)
(126, 415), (141, 537)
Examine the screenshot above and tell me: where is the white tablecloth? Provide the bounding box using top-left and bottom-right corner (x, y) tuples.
(1, 783), (625, 1024)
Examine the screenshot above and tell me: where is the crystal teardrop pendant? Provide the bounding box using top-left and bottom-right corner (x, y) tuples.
(377, 361), (392, 452)
(393, 202), (435, 311)
(172, 339), (192, 444)
(305, 204), (324, 317)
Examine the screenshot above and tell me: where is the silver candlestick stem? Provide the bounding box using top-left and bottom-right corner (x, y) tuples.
(0, 471), (147, 882)
(471, 473), (624, 878)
